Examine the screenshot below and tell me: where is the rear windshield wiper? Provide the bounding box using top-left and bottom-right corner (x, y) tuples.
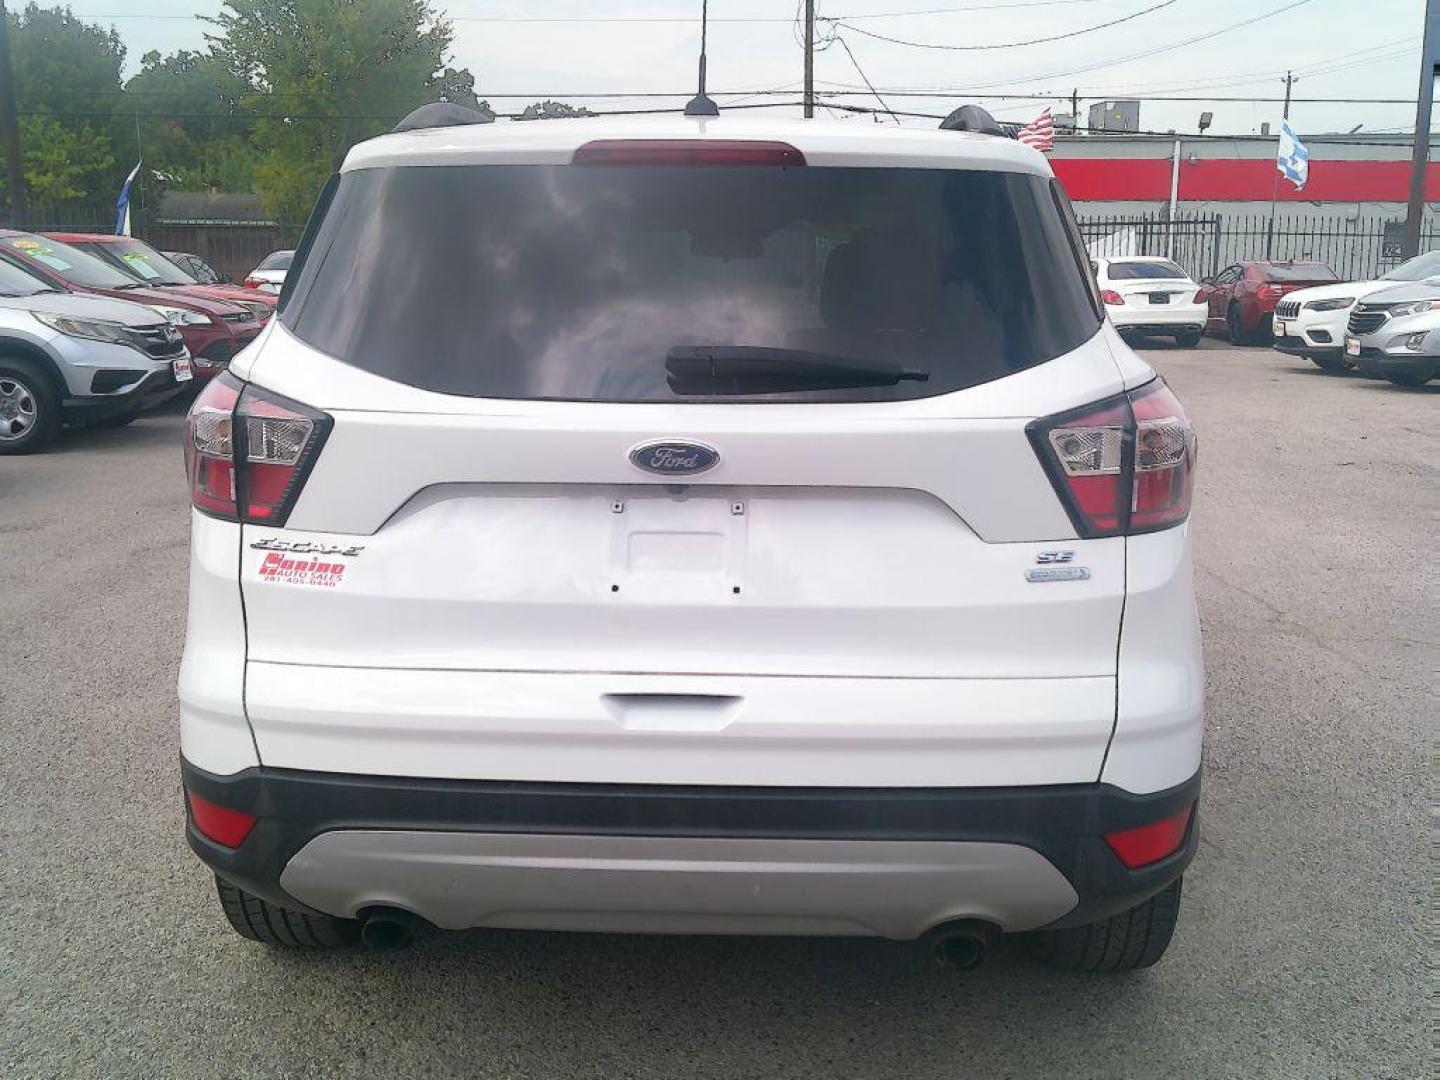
(666, 346), (928, 395)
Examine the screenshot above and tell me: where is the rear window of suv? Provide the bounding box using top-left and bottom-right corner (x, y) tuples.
(282, 163), (1103, 402)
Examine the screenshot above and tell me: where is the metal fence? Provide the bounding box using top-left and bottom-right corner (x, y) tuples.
(1076, 212), (1440, 283)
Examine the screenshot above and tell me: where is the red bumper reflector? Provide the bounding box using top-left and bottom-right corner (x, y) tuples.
(1104, 804), (1193, 869)
(187, 790), (258, 848)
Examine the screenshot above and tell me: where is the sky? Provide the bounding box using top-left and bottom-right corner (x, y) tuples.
(71, 0), (1434, 140)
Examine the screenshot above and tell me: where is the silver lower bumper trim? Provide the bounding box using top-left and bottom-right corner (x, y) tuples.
(279, 830), (1079, 938)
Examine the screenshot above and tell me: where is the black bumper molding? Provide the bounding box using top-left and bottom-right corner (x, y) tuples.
(64, 367), (184, 421)
(182, 759), (1201, 933)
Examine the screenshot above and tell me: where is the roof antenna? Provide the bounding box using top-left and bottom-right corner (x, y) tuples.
(684, 0), (719, 117)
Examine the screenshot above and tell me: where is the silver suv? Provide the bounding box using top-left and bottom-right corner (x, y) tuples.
(1345, 277), (1440, 387)
(0, 256), (189, 453)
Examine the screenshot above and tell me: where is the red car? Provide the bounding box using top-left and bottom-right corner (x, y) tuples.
(0, 231), (263, 381)
(45, 233), (277, 322)
(1200, 260), (1339, 344)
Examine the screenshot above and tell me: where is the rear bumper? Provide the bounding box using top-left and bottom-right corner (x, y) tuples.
(183, 758), (1200, 938)
(1110, 304), (1207, 334)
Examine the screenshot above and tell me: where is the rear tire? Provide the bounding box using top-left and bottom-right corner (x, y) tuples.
(1382, 370), (1430, 388)
(1029, 878), (1182, 972)
(214, 875), (360, 948)
(1225, 306), (1246, 345)
(1173, 332), (1202, 348)
(1310, 354), (1350, 373)
(0, 359), (60, 455)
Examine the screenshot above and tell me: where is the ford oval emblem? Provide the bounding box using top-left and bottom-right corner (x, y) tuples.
(629, 440), (720, 476)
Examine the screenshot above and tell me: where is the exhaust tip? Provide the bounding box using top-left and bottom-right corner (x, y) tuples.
(933, 934), (987, 970)
(924, 919), (998, 971)
(359, 908), (428, 950)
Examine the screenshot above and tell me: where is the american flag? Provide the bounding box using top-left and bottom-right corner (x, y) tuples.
(1016, 108), (1055, 153)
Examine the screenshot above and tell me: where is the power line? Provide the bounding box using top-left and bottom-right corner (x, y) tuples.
(836, 0), (1113, 17)
(831, 35), (901, 122)
(1076, 36), (1415, 94)
(66, 0), (1124, 21)
(830, 0), (1181, 50)
(22, 100), (1430, 143)
(933, 0), (1319, 89)
(45, 85), (1421, 104)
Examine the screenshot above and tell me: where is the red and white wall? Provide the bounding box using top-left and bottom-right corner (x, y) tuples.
(1050, 134), (1437, 222)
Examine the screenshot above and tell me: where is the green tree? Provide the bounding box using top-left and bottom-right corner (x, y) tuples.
(516, 100), (592, 122)
(207, 0), (478, 221)
(4, 4), (126, 205)
(0, 115), (115, 203)
(124, 49), (258, 194)
(7, 3), (125, 113)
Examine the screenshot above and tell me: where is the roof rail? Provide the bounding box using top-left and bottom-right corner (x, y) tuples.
(937, 105), (1006, 137)
(392, 102), (492, 134)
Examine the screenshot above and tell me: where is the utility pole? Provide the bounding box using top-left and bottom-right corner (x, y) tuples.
(803, 0), (815, 118)
(0, 0), (25, 225)
(1264, 71), (1295, 259)
(1071, 88), (1079, 132)
(1403, 0), (1439, 258)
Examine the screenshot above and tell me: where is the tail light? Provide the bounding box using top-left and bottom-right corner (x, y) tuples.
(184, 371), (331, 525)
(242, 276), (263, 289)
(1105, 804), (1193, 868)
(1027, 378), (1195, 538)
(1193, 288), (1210, 303)
(1100, 289), (1125, 306)
(187, 790), (257, 848)
(1258, 284), (1282, 300)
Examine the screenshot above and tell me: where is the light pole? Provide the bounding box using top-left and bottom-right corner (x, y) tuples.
(1403, 0), (1439, 258)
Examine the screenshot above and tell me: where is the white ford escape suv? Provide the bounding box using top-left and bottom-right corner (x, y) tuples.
(179, 110), (1202, 972)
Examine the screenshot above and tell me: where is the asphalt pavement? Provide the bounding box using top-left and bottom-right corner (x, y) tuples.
(1, 341), (1432, 1079)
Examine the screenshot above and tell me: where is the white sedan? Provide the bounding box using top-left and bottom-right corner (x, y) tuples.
(1094, 257), (1208, 348)
(242, 249), (293, 294)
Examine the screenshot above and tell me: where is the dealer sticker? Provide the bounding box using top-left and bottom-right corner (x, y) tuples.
(256, 551), (348, 588)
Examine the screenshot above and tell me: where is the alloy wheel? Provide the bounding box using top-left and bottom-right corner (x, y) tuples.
(0, 376), (38, 443)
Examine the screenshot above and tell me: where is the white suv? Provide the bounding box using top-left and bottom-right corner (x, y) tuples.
(179, 112), (1202, 972)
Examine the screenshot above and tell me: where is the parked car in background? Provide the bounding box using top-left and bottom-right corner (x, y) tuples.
(181, 111), (1202, 973)
(0, 231), (262, 382)
(165, 251), (225, 285)
(243, 249), (292, 293)
(1093, 257), (1206, 347)
(1344, 277), (1440, 387)
(1201, 260), (1338, 344)
(46, 234), (275, 322)
(0, 254), (189, 453)
(1272, 250), (1440, 372)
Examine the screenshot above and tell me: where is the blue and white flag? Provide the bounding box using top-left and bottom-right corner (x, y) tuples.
(115, 160), (142, 236)
(1276, 120), (1309, 191)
